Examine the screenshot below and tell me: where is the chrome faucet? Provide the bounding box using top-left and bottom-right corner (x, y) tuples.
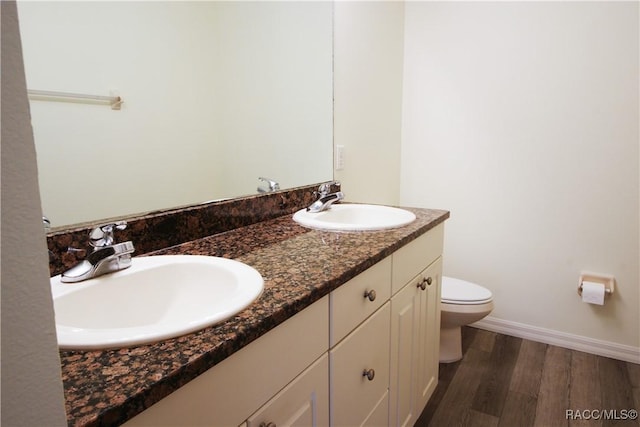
(61, 221), (135, 283)
(257, 177), (280, 193)
(306, 181), (344, 213)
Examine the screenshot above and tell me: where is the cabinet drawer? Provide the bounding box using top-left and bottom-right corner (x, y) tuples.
(330, 256), (391, 346)
(391, 223), (444, 295)
(330, 303), (391, 426)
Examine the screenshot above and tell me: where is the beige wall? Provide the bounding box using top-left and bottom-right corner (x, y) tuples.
(1, 1), (67, 424)
(333, 1), (404, 206)
(400, 2), (639, 356)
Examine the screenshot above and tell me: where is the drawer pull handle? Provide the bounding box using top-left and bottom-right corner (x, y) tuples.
(363, 368), (375, 381)
(364, 289), (377, 302)
(260, 423), (276, 427)
(417, 276), (433, 290)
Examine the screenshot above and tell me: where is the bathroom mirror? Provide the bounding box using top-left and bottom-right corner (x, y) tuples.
(17, 1), (333, 228)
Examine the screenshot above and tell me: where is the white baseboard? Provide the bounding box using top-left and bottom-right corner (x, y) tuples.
(472, 316), (640, 364)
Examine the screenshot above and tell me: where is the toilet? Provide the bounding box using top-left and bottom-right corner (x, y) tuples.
(440, 276), (494, 363)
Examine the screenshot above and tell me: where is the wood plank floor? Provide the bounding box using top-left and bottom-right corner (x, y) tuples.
(416, 327), (640, 427)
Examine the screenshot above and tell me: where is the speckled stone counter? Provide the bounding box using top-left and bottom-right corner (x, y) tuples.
(47, 184), (321, 277)
(59, 207), (449, 426)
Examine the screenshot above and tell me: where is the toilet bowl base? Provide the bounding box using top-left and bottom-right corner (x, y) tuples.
(439, 326), (463, 363)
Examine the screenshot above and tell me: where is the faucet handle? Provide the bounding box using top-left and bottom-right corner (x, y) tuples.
(89, 221), (127, 248)
(318, 181), (341, 196)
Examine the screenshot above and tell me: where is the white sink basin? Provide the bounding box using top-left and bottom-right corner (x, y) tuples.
(293, 204), (416, 231)
(51, 255), (263, 350)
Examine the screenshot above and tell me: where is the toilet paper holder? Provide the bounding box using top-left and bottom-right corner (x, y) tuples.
(577, 272), (615, 298)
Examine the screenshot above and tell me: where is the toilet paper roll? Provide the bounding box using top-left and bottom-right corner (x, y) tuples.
(581, 281), (605, 305)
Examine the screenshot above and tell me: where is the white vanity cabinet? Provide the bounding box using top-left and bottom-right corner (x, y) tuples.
(125, 223), (444, 427)
(124, 296), (329, 427)
(389, 224), (444, 427)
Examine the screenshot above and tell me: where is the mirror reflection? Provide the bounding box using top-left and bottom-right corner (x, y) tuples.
(17, 1), (333, 228)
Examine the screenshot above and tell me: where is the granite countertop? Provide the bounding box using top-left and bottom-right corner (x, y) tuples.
(60, 207), (449, 426)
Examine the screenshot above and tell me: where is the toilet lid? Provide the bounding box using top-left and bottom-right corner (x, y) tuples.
(441, 276), (493, 304)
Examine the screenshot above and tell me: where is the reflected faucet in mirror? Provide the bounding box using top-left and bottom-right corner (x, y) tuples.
(257, 177), (280, 193)
(61, 221), (135, 283)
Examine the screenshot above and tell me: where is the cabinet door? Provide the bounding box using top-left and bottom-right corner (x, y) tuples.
(362, 390), (389, 426)
(330, 303), (390, 427)
(389, 274), (421, 427)
(246, 354), (329, 427)
(416, 258), (442, 412)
